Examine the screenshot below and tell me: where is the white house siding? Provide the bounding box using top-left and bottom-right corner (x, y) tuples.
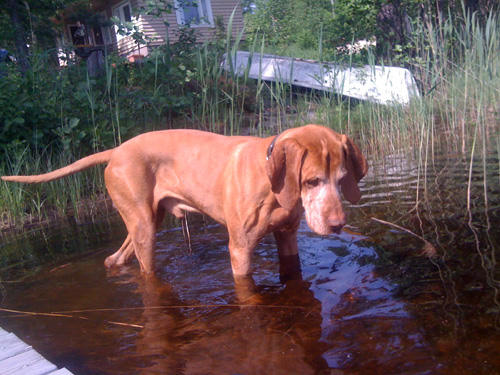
(139, 0), (245, 46)
(210, 1), (245, 41)
(90, 0), (245, 59)
(138, 1), (173, 46)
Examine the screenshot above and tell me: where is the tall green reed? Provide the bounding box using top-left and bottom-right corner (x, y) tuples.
(0, 147), (108, 230)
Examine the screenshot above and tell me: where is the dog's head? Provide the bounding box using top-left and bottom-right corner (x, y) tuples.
(266, 125), (368, 235)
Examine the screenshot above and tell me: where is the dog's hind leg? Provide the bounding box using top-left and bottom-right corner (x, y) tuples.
(104, 204), (166, 270)
(115, 205), (157, 274)
(105, 164), (158, 275)
(104, 235), (135, 268)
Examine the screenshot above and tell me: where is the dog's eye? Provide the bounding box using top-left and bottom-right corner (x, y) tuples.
(304, 178), (321, 188)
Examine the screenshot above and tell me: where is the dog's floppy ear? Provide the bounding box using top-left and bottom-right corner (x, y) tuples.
(266, 138), (306, 211)
(340, 134), (368, 204)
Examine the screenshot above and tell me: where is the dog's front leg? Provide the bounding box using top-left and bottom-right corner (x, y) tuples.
(227, 232), (256, 276)
(274, 229), (302, 281)
(225, 225), (264, 303)
(233, 273), (261, 303)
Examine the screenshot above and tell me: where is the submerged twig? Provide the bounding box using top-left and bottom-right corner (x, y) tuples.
(0, 304), (308, 329)
(0, 307), (88, 320)
(371, 217), (437, 257)
(102, 321), (143, 329)
(0, 307), (144, 329)
(50, 263), (71, 272)
(51, 304), (309, 314)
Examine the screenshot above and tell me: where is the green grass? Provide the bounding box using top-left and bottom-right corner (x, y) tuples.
(0, 148), (107, 230)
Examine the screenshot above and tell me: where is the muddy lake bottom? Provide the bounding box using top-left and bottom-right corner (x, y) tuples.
(1, 147), (499, 375)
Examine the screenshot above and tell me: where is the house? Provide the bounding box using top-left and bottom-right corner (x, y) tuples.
(60, 0), (245, 62)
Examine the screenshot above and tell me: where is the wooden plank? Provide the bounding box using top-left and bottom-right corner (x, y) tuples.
(0, 349), (57, 375)
(51, 369), (75, 375)
(0, 327), (75, 375)
(0, 332), (31, 361)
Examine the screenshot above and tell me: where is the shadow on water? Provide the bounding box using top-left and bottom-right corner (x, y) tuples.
(0, 136), (500, 374)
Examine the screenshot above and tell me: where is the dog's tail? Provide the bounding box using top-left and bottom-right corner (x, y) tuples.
(1, 149), (114, 184)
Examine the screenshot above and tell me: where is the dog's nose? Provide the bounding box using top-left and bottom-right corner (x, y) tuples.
(328, 217), (346, 234)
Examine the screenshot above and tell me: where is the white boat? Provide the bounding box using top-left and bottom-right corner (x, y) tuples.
(222, 51), (420, 105)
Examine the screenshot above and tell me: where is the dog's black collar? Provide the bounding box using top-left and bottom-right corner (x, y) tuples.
(266, 134), (280, 160)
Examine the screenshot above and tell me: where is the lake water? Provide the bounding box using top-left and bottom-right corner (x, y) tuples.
(0, 137), (499, 375)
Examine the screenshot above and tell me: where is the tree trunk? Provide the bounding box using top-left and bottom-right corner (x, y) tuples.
(6, 0), (30, 74)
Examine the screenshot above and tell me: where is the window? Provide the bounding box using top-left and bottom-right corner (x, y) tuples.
(175, 0), (214, 27)
(69, 22), (90, 46)
(112, 0), (133, 42)
(89, 12), (112, 46)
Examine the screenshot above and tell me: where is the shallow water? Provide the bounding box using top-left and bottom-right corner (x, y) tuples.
(0, 142), (499, 375)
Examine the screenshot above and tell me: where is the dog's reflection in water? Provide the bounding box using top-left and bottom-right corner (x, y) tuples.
(112, 269), (329, 375)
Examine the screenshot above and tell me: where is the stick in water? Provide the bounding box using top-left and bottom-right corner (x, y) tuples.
(371, 217), (437, 257)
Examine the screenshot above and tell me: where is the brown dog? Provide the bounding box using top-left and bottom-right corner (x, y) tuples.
(2, 125), (368, 279)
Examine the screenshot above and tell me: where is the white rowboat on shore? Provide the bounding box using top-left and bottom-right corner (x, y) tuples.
(222, 51), (420, 105)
